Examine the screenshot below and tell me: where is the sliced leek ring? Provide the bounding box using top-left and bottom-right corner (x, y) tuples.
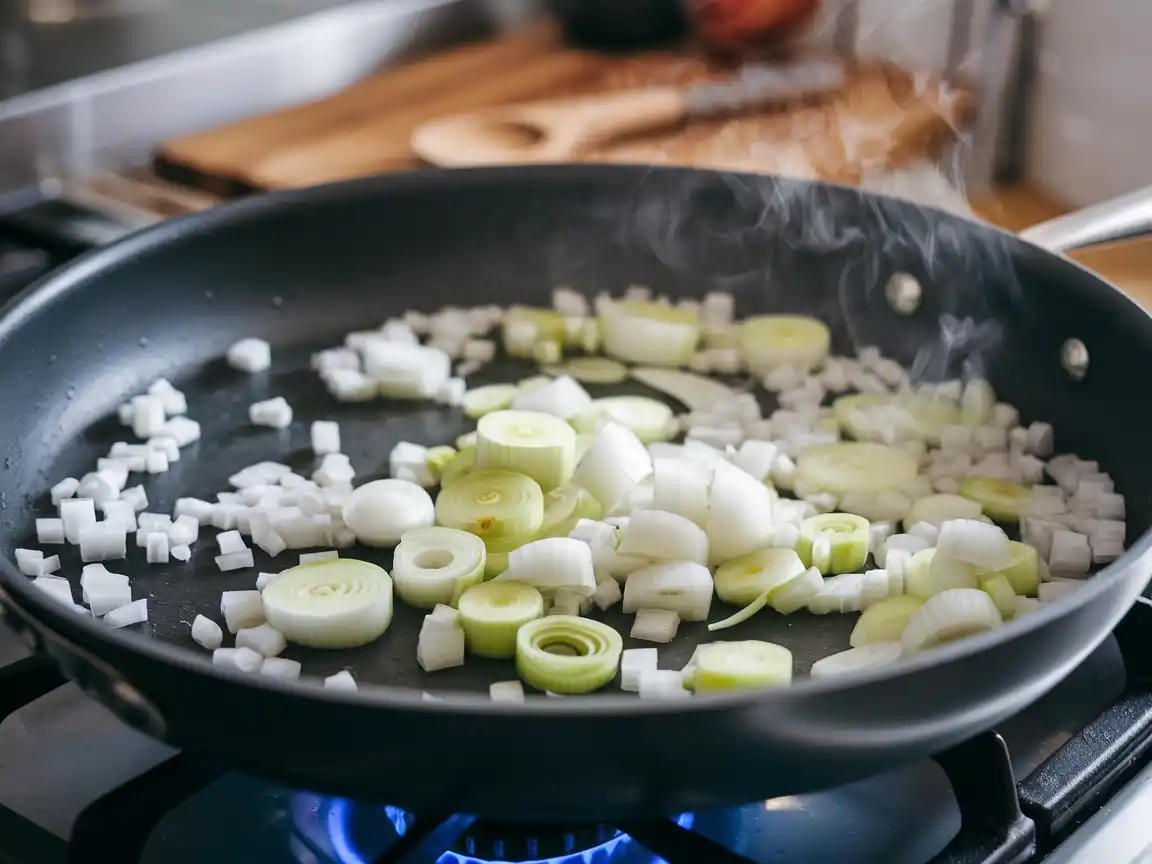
(629, 367), (739, 413)
(959, 476), (1031, 523)
(502, 306), (566, 358)
(691, 641), (793, 693)
(795, 443), (918, 498)
(515, 615), (623, 694)
(906, 548), (978, 597)
(714, 548), (806, 606)
(457, 580), (544, 658)
(475, 409), (576, 492)
(849, 594), (925, 647)
(571, 397), (677, 444)
(438, 447), (475, 488)
(392, 527), (485, 609)
(738, 315), (830, 374)
(261, 559), (393, 649)
(462, 384), (519, 419)
(601, 300), (700, 367)
(976, 541), (1039, 597)
(424, 446), (457, 480)
(435, 469), (544, 545)
(538, 485), (603, 539)
(810, 642), (903, 678)
(835, 393), (960, 445)
(769, 566), (824, 615)
(903, 493), (983, 530)
(559, 357), (629, 384)
(901, 588), (1003, 653)
(796, 513), (870, 575)
(980, 574), (1017, 618)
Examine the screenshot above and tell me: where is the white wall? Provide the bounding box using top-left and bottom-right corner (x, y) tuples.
(1026, 0), (1152, 207)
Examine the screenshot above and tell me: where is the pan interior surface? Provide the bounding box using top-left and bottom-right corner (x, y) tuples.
(0, 166), (1149, 700)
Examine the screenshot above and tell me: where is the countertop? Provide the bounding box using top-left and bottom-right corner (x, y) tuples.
(975, 185), (1152, 309)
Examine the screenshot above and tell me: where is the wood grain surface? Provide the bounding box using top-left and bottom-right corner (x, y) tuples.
(155, 23), (971, 194)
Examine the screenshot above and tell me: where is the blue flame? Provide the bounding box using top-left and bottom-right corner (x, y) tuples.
(324, 798), (694, 864)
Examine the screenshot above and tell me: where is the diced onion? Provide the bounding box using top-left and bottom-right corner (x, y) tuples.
(392, 527), (486, 609)
(796, 513), (870, 575)
(810, 642), (902, 678)
(977, 541), (1039, 597)
(906, 549), (978, 597)
(571, 422), (653, 512)
(622, 562), (713, 621)
(495, 537), (597, 596)
(435, 469), (544, 546)
(261, 559), (393, 649)
(706, 460), (775, 565)
(935, 519), (1013, 570)
(617, 509), (709, 566)
(601, 300), (699, 367)
(901, 588), (1003, 653)
(650, 459), (710, 527)
(690, 641), (793, 692)
(456, 581), (544, 658)
(510, 375), (593, 421)
(770, 566), (824, 614)
(515, 615), (623, 695)
(502, 306), (566, 358)
(342, 479), (435, 548)
(474, 410), (576, 493)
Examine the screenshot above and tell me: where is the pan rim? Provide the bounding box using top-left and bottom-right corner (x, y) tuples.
(0, 163), (1148, 719)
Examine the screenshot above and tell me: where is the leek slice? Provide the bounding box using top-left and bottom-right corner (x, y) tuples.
(424, 446), (457, 481)
(560, 357), (629, 384)
(770, 566), (824, 614)
(738, 315), (830, 374)
(475, 409), (576, 492)
(571, 397), (677, 444)
(462, 384), (519, 419)
(980, 574), (1017, 618)
(691, 641), (793, 693)
(502, 307), (566, 358)
(796, 513), (870, 575)
(456, 580), (544, 658)
(714, 548), (806, 606)
(795, 443), (918, 498)
(392, 527), (485, 609)
(959, 476), (1031, 522)
(835, 393), (959, 445)
(435, 469), (544, 545)
(601, 300), (699, 367)
(810, 643), (902, 678)
(906, 549), (978, 597)
(629, 367), (739, 413)
(438, 447), (475, 487)
(904, 493), (982, 530)
(850, 594), (925, 647)
(261, 559), (393, 649)
(538, 485), (602, 539)
(515, 615), (623, 695)
(976, 541), (1039, 597)
(901, 588), (1003, 652)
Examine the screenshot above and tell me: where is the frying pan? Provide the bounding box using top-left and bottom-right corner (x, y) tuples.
(0, 165), (1150, 822)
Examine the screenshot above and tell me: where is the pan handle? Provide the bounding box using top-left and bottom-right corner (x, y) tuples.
(1019, 185), (1152, 253)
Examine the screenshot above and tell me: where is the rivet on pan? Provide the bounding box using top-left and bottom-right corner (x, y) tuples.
(885, 272), (922, 315)
(1061, 338), (1089, 381)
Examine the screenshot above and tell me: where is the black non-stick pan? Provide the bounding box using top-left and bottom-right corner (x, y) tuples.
(0, 166), (1150, 821)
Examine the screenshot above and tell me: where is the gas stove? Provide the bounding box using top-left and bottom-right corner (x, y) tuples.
(1, 200), (1152, 864)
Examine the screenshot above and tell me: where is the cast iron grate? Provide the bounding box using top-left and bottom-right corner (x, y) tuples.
(0, 599), (1149, 864)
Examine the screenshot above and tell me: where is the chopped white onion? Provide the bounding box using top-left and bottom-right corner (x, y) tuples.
(489, 680), (526, 702)
(213, 646), (263, 673)
(622, 562), (713, 621)
(105, 598), (148, 629)
(341, 479), (434, 548)
(630, 608), (680, 643)
(620, 647), (659, 691)
(227, 338), (272, 373)
(236, 623), (287, 658)
(496, 538), (596, 596)
(191, 615), (223, 650)
(706, 460), (775, 565)
(260, 657), (302, 681)
(221, 590), (265, 633)
(617, 509), (708, 566)
(935, 519), (1012, 570)
(323, 670), (358, 691)
(571, 423), (653, 513)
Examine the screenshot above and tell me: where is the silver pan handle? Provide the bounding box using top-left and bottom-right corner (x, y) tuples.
(1019, 185), (1152, 254)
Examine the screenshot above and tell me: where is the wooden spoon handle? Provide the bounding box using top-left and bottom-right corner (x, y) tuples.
(411, 87), (688, 167)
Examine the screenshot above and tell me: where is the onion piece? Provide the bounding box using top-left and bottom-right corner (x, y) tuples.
(538, 486), (602, 539)
(342, 479), (434, 548)
(980, 574), (1017, 618)
(650, 459), (711, 527)
(558, 357), (629, 384)
(622, 562), (713, 621)
(620, 647), (658, 692)
(904, 494), (983, 529)
(571, 422), (653, 513)
(977, 541), (1039, 597)
(515, 615), (623, 694)
(738, 315), (830, 374)
(906, 549), (978, 597)
(510, 375), (593, 420)
(850, 595), (925, 647)
(706, 460), (775, 565)
(811, 642), (902, 678)
(502, 306), (566, 358)
(494, 537), (596, 596)
(191, 614), (223, 650)
(571, 397), (677, 444)
(601, 300), (699, 366)
(935, 519), (1013, 570)
(714, 548), (805, 606)
(392, 527), (486, 609)
(261, 559), (393, 649)
(625, 369), (739, 421)
(617, 510), (708, 566)
(462, 384), (519, 419)
(959, 476), (1031, 522)
(795, 443), (918, 499)
(489, 680), (526, 702)
(435, 469), (544, 547)
(690, 641), (793, 692)
(475, 410), (576, 492)
(835, 393), (959, 445)
(417, 613), (465, 673)
(221, 590), (265, 633)
(901, 588), (1003, 652)
(456, 581), (544, 658)
(796, 513), (870, 575)
(770, 566), (824, 614)
(630, 608), (680, 643)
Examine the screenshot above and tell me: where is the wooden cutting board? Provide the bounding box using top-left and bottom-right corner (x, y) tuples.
(156, 23), (973, 196)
